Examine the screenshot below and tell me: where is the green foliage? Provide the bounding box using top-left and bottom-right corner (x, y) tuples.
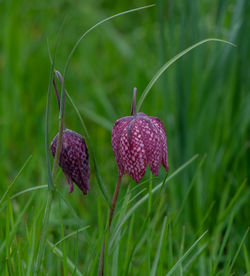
(0, 0), (249, 275)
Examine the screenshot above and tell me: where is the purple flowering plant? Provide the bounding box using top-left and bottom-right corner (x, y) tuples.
(50, 71), (90, 195)
(112, 87), (169, 183)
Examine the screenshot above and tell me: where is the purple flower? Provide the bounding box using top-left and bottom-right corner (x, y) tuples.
(51, 129), (90, 195)
(112, 88), (169, 183)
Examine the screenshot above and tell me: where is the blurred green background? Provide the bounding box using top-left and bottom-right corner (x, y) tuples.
(0, 0), (249, 275)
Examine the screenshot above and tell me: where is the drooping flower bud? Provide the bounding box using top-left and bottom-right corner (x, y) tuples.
(51, 129), (90, 195)
(112, 88), (169, 183)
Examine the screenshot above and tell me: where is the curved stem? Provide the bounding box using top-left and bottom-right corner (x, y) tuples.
(108, 175), (122, 229)
(98, 175), (122, 276)
(52, 77), (61, 110)
(52, 70), (65, 179)
(35, 70), (66, 274)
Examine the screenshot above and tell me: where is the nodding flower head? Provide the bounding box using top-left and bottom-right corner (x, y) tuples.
(112, 88), (169, 183)
(51, 129), (90, 195)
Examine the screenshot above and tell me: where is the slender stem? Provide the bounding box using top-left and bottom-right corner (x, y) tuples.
(131, 87), (137, 116)
(52, 70), (65, 179)
(35, 70), (66, 274)
(53, 78), (61, 110)
(34, 191), (53, 274)
(98, 242), (105, 276)
(108, 175), (122, 230)
(98, 175), (122, 276)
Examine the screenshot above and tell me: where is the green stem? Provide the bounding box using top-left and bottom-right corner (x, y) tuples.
(98, 175), (122, 276)
(34, 191), (54, 274)
(108, 175), (122, 230)
(35, 72), (65, 274)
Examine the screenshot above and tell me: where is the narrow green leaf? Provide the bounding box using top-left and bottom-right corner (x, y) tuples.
(62, 4), (156, 89)
(80, 106), (113, 131)
(150, 216), (168, 276)
(50, 226), (90, 249)
(47, 240), (83, 276)
(137, 38), (236, 111)
(0, 155), (32, 207)
(0, 194), (34, 255)
(10, 185), (47, 200)
(226, 227), (249, 274)
(110, 154), (199, 247)
(183, 243), (208, 272)
(243, 245), (250, 273)
(165, 230), (208, 276)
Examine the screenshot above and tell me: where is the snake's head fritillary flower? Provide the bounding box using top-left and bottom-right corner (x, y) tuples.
(112, 88), (169, 183)
(51, 129), (90, 195)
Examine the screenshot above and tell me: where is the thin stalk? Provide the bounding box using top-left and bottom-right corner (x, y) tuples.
(53, 78), (60, 110)
(98, 175), (122, 276)
(35, 72), (65, 275)
(52, 71), (65, 179)
(109, 175), (122, 230)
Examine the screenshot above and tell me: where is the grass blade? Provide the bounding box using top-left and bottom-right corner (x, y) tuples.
(150, 216), (168, 276)
(10, 185), (47, 200)
(110, 154), (199, 247)
(47, 240), (83, 276)
(0, 155), (32, 207)
(226, 227), (249, 274)
(0, 194), (35, 255)
(165, 230), (208, 276)
(50, 226), (90, 248)
(137, 38), (236, 111)
(62, 4), (156, 88)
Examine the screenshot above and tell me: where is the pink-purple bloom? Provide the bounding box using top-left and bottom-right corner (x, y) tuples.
(51, 129), (90, 195)
(112, 88), (169, 183)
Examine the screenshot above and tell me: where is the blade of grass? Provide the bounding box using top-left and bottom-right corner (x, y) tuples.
(124, 216), (150, 276)
(10, 185), (47, 200)
(47, 240), (83, 276)
(137, 38), (236, 111)
(183, 242), (208, 272)
(243, 245), (250, 273)
(50, 226), (90, 249)
(80, 106), (113, 131)
(0, 194), (35, 255)
(165, 230), (208, 276)
(61, 4), (156, 104)
(174, 154), (207, 226)
(212, 211), (235, 273)
(218, 178), (247, 223)
(225, 227), (249, 275)
(58, 196), (68, 276)
(150, 216), (168, 276)
(26, 221), (36, 276)
(0, 155), (32, 207)
(110, 154), (199, 247)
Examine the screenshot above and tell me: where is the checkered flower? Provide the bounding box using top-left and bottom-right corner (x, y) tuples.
(51, 129), (90, 195)
(111, 88), (169, 183)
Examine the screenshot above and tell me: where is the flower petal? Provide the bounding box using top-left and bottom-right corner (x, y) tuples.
(112, 118), (131, 175)
(138, 117), (162, 176)
(119, 120), (147, 182)
(150, 117), (169, 172)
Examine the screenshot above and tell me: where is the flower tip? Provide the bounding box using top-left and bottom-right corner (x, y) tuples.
(55, 70), (63, 84)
